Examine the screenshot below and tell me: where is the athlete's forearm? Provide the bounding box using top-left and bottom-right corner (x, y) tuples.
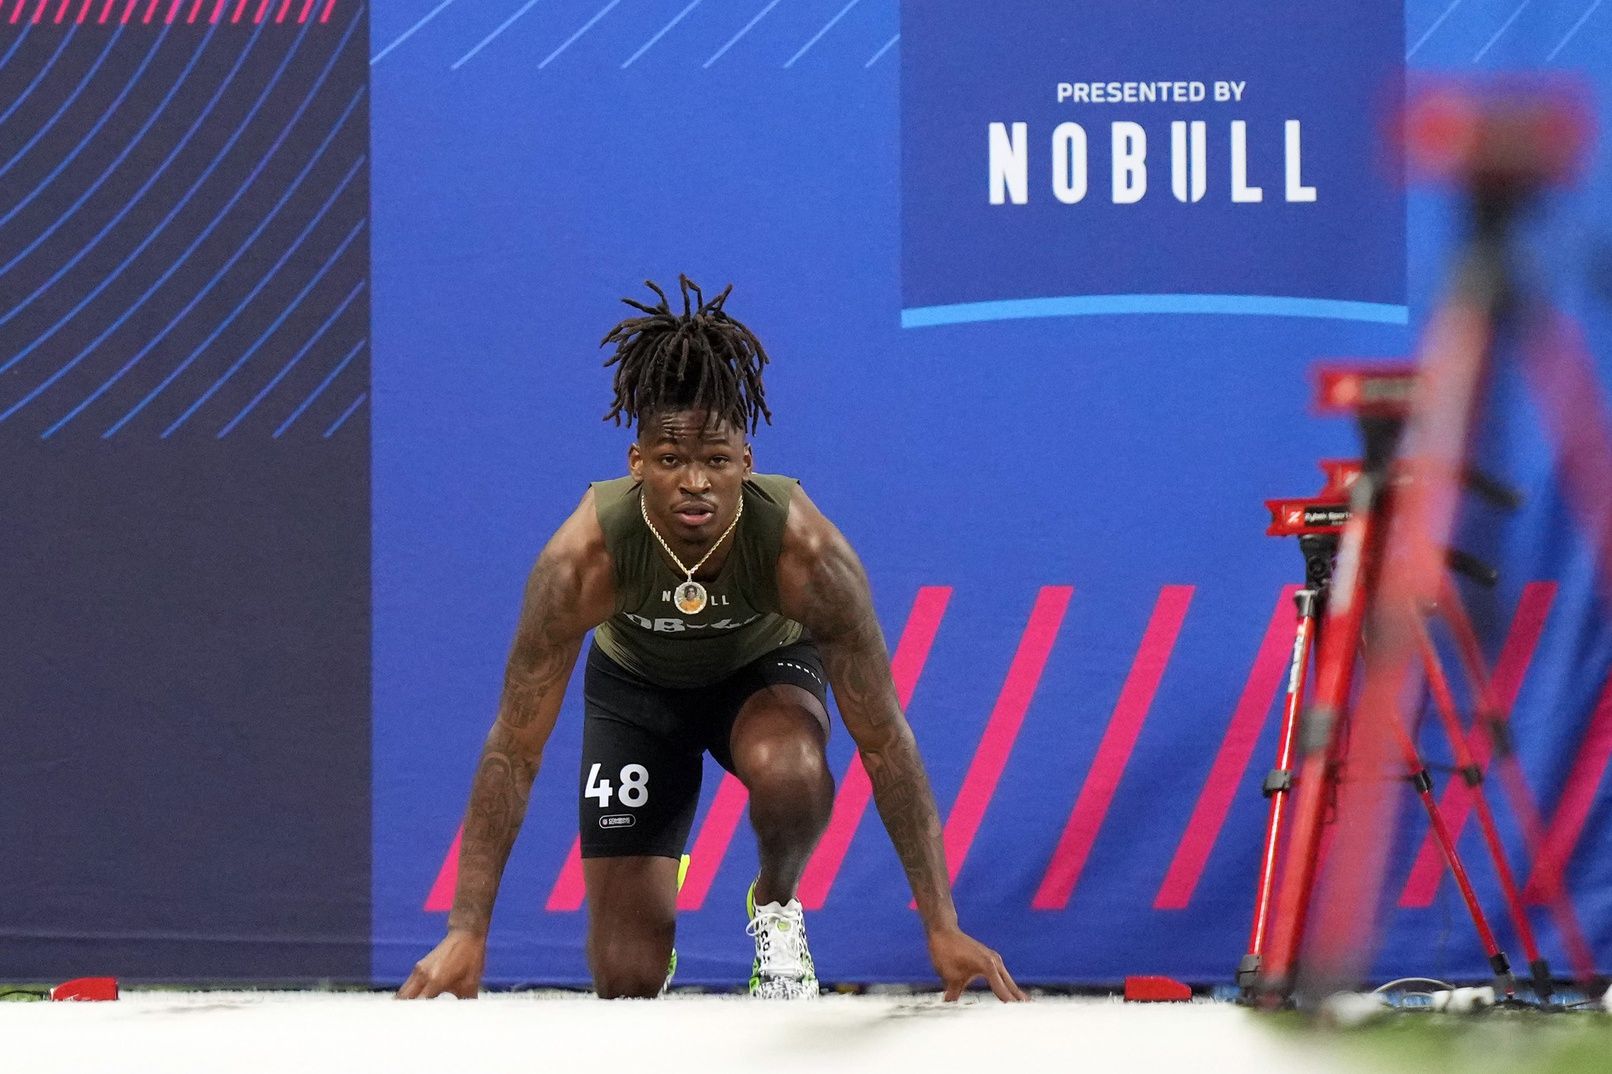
(447, 611), (583, 935)
(447, 723), (541, 936)
(861, 725), (960, 935)
(823, 626), (960, 935)
(797, 528), (961, 932)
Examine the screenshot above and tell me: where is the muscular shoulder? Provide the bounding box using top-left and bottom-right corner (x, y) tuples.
(777, 484), (835, 563)
(551, 486), (609, 557)
(526, 487), (615, 633)
(777, 485), (872, 642)
(587, 476), (641, 542)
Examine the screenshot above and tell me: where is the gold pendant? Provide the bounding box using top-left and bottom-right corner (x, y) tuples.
(674, 579), (708, 615)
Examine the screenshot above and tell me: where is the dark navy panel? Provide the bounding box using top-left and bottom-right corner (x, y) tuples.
(0, 443), (369, 980)
(0, 5), (370, 981)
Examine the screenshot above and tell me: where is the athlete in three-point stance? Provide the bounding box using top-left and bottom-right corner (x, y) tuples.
(399, 278), (1025, 1001)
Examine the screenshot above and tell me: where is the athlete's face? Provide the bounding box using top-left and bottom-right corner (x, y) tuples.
(628, 410), (753, 549)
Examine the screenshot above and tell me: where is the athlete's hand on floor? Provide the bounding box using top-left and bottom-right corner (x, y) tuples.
(928, 927), (1029, 1002)
(396, 929), (486, 999)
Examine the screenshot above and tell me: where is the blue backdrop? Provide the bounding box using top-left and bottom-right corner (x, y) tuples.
(369, 0), (1612, 986)
(3, 1), (1607, 991)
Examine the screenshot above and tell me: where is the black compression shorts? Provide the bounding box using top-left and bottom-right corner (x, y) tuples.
(578, 638), (830, 860)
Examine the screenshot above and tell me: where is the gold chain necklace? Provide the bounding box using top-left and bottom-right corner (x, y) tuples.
(640, 489), (743, 615)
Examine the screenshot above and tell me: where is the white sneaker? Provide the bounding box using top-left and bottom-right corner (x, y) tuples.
(745, 880), (819, 1000)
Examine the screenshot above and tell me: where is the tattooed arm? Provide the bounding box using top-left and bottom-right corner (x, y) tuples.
(777, 488), (1027, 1002)
(396, 490), (615, 999)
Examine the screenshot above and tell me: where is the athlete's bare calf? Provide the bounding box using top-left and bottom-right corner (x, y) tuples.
(584, 856), (678, 999)
(730, 683), (834, 907)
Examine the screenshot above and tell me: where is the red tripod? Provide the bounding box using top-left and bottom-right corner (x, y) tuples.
(1250, 84), (1602, 1007)
(1240, 493), (1521, 999)
(1422, 577), (1601, 991)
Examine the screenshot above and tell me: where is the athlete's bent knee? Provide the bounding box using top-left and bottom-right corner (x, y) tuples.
(737, 730), (829, 790)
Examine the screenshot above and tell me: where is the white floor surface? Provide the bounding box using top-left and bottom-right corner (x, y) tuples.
(0, 990), (1384, 1074)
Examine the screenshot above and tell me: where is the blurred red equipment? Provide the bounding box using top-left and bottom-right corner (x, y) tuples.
(1123, 975), (1192, 1002)
(1403, 80), (1592, 190)
(50, 977), (119, 1002)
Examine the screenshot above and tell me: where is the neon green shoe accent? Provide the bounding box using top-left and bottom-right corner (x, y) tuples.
(661, 854), (690, 995)
(746, 878), (760, 991)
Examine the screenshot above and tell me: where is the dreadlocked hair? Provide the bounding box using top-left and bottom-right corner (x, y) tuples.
(600, 275), (773, 434)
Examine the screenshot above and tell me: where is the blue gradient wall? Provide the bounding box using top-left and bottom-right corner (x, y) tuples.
(2, 0), (1608, 989)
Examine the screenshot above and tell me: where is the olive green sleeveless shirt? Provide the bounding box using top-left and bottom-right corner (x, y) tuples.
(591, 473), (804, 688)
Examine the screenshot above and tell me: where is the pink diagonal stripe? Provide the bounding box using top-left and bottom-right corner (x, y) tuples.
(1525, 672), (1612, 899)
(318, 0), (332, 22)
(185, 0), (201, 20)
(1400, 582), (1556, 906)
(937, 586), (1074, 887)
(296, 0), (311, 20)
(1035, 586), (1193, 910)
(9, 1), (24, 26)
(798, 586), (952, 910)
(677, 776), (750, 910)
(229, 0), (247, 22)
(54, 0), (69, 23)
(251, 0), (269, 21)
(141, 0), (158, 22)
(99, 0), (115, 22)
(544, 837), (586, 912)
(1526, 315), (1612, 612)
(163, 0), (181, 21)
(1154, 586), (1300, 909)
(273, 0), (288, 19)
(32, 0), (48, 22)
(423, 826), (462, 912)
(75, 0), (93, 21)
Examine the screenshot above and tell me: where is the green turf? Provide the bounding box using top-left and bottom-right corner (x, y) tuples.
(0, 984), (50, 1001)
(1270, 1007), (1612, 1074)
